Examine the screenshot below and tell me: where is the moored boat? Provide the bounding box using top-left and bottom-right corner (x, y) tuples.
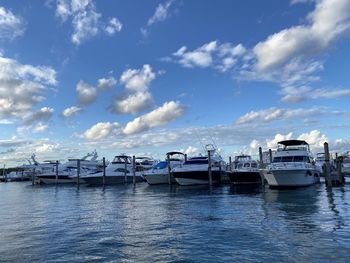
(144, 152), (184, 185)
(264, 140), (321, 188)
(227, 155), (262, 185)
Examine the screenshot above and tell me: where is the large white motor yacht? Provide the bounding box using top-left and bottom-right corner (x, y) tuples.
(81, 155), (144, 185)
(36, 151), (103, 184)
(264, 140), (321, 188)
(144, 152), (184, 185)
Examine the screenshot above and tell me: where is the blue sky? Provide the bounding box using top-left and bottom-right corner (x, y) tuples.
(1, 0), (350, 165)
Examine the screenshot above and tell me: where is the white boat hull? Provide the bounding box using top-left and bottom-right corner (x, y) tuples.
(36, 177), (74, 184)
(144, 173), (176, 185)
(175, 177), (209, 186)
(264, 169), (320, 188)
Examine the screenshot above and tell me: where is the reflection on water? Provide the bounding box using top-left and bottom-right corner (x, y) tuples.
(0, 182), (350, 262)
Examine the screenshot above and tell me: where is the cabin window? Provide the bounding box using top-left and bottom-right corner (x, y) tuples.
(281, 156), (293, 162)
(243, 163), (250, 168)
(251, 163), (257, 168)
(237, 163), (243, 168)
(273, 157), (282, 162)
(293, 156), (305, 162)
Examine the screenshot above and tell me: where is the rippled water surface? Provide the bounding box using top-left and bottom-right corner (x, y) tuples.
(1, 182), (350, 262)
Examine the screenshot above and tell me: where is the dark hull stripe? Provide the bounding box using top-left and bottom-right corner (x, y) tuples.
(227, 172), (262, 184)
(83, 176), (144, 185)
(37, 175), (71, 179)
(173, 171), (223, 182)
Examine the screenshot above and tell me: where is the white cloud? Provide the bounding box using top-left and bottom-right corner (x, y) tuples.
(23, 107), (54, 125)
(290, 0), (314, 4)
(97, 76), (117, 90)
(105, 17), (122, 35)
(181, 146), (199, 156)
(123, 101), (185, 135)
(35, 143), (59, 153)
(0, 55), (57, 122)
(235, 107), (345, 125)
(266, 132), (294, 149)
(76, 80), (97, 105)
(298, 130), (328, 150)
(83, 122), (120, 140)
(169, 0), (350, 103)
(110, 64), (157, 114)
(147, 0), (175, 26)
(33, 122), (49, 133)
(0, 6), (25, 40)
(120, 64), (156, 92)
(281, 86), (350, 103)
(62, 106), (82, 117)
(254, 0), (350, 72)
(54, 0), (122, 45)
(110, 91), (153, 115)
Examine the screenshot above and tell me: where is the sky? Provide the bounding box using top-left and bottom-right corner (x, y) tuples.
(1, 0), (350, 166)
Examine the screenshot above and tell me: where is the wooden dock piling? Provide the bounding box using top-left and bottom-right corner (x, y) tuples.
(77, 159), (81, 186)
(124, 157), (128, 183)
(259, 147), (263, 167)
(324, 142), (332, 186)
(229, 156), (232, 171)
(32, 168), (35, 185)
(167, 153), (172, 185)
(208, 150), (212, 186)
(102, 157), (106, 186)
(132, 156), (136, 185)
(269, 149), (273, 164)
(55, 160), (59, 184)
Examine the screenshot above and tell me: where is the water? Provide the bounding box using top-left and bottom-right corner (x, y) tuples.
(0, 182), (350, 262)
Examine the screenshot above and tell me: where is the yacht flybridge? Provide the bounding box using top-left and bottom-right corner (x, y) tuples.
(264, 140), (320, 188)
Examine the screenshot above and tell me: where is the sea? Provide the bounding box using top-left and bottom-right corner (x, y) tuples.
(0, 181), (349, 262)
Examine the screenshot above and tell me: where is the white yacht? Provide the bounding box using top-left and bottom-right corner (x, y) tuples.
(172, 145), (226, 186)
(227, 155), (262, 185)
(36, 151), (103, 184)
(144, 152), (185, 185)
(264, 140), (321, 188)
(81, 155), (144, 185)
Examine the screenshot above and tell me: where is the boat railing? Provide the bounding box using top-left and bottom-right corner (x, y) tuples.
(269, 162), (314, 170)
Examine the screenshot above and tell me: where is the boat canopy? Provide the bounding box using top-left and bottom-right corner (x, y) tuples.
(278, 140), (308, 146)
(166, 151), (184, 156)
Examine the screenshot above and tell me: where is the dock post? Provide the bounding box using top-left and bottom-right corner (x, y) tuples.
(2, 165), (6, 183)
(167, 154), (172, 185)
(32, 168), (36, 185)
(324, 142), (332, 186)
(124, 157), (128, 183)
(184, 154), (188, 162)
(229, 156), (232, 171)
(259, 147), (263, 167)
(336, 156), (345, 185)
(132, 156), (136, 185)
(77, 159), (80, 186)
(102, 157), (106, 186)
(269, 149), (273, 164)
(55, 160), (59, 184)
(208, 150), (212, 186)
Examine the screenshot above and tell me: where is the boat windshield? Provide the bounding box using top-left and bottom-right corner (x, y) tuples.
(184, 157), (208, 165)
(153, 161), (167, 169)
(112, 156), (131, 164)
(273, 156), (311, 163)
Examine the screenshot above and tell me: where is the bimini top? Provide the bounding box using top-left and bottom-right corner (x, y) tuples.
(166, 151), (184, 156)
(278, 140), (309, 146)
